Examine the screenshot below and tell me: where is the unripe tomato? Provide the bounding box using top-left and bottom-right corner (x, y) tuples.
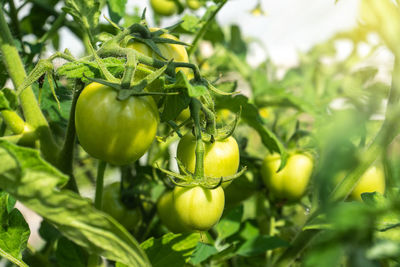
(176, 133), (240, 186)
(102, 182), (142, 231)
(351, 166), (385, 200)
(335, 166), (386, 201)
(186, 0), (202, 10)
(150, 0), (177, 16)
(261, 153), (314, 201)
(75, 82), (159, 165)
(157, 190), (190, 233)
(173, 186), (225, 231)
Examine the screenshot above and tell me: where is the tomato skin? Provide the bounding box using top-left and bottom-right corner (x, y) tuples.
(75, 82), (159, 165)
(173, 186), (225, 231)
(102, 182), (142, 231)
(339, 166), (385, 201)
(150, 0), (177, 16)
(157, 191), (190, 233)
(176, 133), (240, 183)
(186, 0), (202, 10)
(261, 153), (313, 201)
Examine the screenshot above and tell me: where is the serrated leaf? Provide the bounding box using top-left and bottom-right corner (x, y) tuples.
(141, 232), (200, 267)
(0, 141), (150, 267)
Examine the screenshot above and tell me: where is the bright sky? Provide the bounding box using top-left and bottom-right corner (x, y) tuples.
(55, 0), (360, 67)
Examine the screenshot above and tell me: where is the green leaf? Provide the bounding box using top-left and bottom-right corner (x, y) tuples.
(0, 141), (150, 267)
(189, 243), (218, 265)
(107, 0), (127, 23)
(57, 57), (125, 81)
(236, 235), (289, 257)
(55, 237), (88, 267)
(141, 232), (200, 267)
(216, 205), (243, 240)
(62, 0), (100, 39)
(179, 15), (202, 33)
(0, 192), (30, 267)
(215, 94), (287, 169)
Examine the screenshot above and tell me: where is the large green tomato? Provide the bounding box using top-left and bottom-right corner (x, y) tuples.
(102, 182), (142, 231)
(173, 186), (225, 231)
(176, 133), (240, 185)
(75, 82), (159, 165)
(157, 190), (190, 233)
(261, 153), (314, 201)
(150, 0), (177, 16)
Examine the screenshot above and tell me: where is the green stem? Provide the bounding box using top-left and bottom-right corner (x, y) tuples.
(0, 110), (25, 134)
(190, 98), (205, 179)
(57, 81), (84, 193)
(37, 12), (67, 44)
(187, 0), (228, 57)
(120, 52), (137, 89)
(87, 160), (107, 267)
(0, 8), (59, 161)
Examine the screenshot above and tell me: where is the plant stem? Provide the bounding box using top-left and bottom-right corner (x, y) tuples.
(37, 12), (67, 44)
(0, 110), (25, 134)
(87, 160), (107, 267)
(0, 8), (59, 161)
(190, 98), (205, 179)
(57, 81), (84, 193)
(7, 0), (23, 43)
(187, 0), (228, 57)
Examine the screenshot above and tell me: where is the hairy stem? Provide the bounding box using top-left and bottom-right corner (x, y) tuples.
(190, 98), (205, 179)
(0, 8), (58, 161)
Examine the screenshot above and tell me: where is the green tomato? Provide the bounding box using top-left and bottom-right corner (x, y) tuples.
(176, 133), (240, 187)
(261, 153), (314, 201)
(173, 186), (225, 231)
(335, 166), (386, 201)
(75, 82), (159, 165)
(186, 0), (202, 10)
(157, 190), (190, 233)
(150, 0), (177, 16)
(102, 182), (142, 231)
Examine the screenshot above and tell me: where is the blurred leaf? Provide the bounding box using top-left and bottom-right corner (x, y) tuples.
(180, 15), (202, 33)
(107, 0), (127, 23)
(55, 237), (88, 267)
(236, 235), (288, 256)
(189, 243), (218, 265)
(229, 25), (247, 56)
(216, 205), (243, 240)
(304, 243), (344, 267)
(366, 240), (400, 260)
(0, 141), (150, 267)
(141, 233), (200, 267)
(0, 191), (30, 267)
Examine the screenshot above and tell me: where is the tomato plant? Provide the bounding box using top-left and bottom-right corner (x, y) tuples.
(176, 132), (240, 182)
(2, 0), (400, 266)
(261, 153), (314, 201)
(75, 82), (159, 165)
(173, 185), (225, 231)
(102, 182), (142, 231)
